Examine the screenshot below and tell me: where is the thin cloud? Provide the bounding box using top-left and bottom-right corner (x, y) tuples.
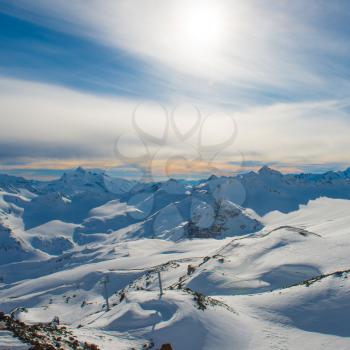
(2, 0), (350, 102)
(1, 77), (350, 178)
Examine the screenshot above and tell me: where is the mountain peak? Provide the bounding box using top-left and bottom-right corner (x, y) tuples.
(258, 166), (282, 176)
(207, 174), (218, 181)
(76, 166), (86, 173)
(62, 167), (90, 180)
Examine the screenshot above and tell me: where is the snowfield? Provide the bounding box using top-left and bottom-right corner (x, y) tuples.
(1, 167), (350, 349)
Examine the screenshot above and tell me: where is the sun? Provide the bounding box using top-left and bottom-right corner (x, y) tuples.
(183, 3), (224, 49)
(175, 1), (226, 57)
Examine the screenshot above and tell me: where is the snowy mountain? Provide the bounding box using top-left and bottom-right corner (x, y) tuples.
(2, 165), (350, 257)
(241, 166), (350, 214)
(1, 166), (350, 349)
(0, 220), (35, 264)
(137, 196), (263, 240)
(43, 167), (136, 196)
(203, 165), (350, 215)
(0, 173), (40, 195)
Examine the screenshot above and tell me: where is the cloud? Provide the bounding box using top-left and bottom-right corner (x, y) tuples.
(232, 99), (350, 166)
(1, 77), (350, 178)
(2, 0), (350, 102)
(0, 77), (140, 159)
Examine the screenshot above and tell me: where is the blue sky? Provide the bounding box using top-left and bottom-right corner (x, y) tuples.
(1, 0), (350, 179)
(0, 11), (169, 99)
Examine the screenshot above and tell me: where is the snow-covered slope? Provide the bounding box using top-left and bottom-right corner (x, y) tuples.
(1, 168), (350, 349)
(1, 197), (350, 349)
(0, 174), (39, 196)
(0, 220), (35, 264)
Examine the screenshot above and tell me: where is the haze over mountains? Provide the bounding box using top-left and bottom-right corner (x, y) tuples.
(1, 166), (350, 349)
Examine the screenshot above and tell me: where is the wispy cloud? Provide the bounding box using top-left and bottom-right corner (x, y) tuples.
(1, 77), (350, 178)
(2, 0), (350, 104)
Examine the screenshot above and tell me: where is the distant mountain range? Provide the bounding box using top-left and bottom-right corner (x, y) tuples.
(1, 165), (350, 263)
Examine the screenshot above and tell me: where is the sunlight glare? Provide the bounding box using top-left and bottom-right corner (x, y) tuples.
(176, 1), (226, 58)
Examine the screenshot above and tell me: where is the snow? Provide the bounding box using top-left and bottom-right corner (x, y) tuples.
(89, 200), (140, 220)
(26, 220), (79, 239)
(87, 290), (251, 350)
(1, 167), (350, 349)
(0, 331), (29, 349)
